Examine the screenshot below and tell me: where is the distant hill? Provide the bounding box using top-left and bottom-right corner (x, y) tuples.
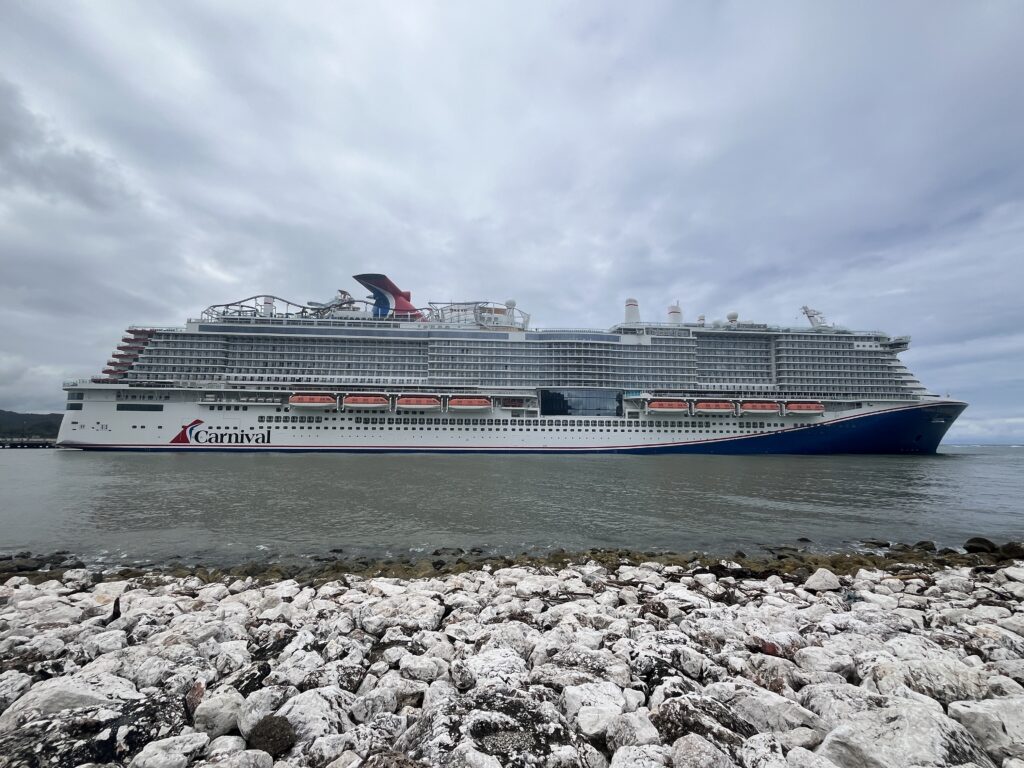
(0, 410), (63, 438)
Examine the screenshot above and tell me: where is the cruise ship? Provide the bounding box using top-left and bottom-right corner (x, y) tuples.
(57, 273), (966, 454)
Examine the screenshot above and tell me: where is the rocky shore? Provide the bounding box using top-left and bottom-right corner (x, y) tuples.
(2, 540), (1024, 768)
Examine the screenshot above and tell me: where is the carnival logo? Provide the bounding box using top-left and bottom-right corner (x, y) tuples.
(170, 419), (272, 445)
(170, 419), (204, 444)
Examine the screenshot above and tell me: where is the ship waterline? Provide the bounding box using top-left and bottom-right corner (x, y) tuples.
(59, 273), (965, 454)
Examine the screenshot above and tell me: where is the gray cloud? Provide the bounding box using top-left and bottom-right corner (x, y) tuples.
(0, 1), (1022, 441)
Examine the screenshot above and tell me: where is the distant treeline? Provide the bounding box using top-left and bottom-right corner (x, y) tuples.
(0, 410), (62, 438)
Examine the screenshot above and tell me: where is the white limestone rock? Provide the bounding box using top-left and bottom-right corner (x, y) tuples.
(0, 670), (32, 713)
(206, 734), (246, 756)
(324, 751), (363, 768)
(816, 703), (995, 768)
(358, 593), (445, 635)
(0, 672), (142, 733)
(196, 750), (273, 768)
(738, 733), (789, 768)
(451, 647), (529, 690)
(275, 686), (355, 743)
(399, 653), (448, 682)
(129, 733), (210, 768)
(948, 696), (1024, 762)
(607, 710), (661, 752)
(804, 570), (841, 592)
(863, 658), (991, 706)
(563, 681), (628, 720)
(193, 686), (244, 738)
(784, 747), (840, 767)
(579, 705), (622, 738)
(447, 741), (504, 768)
(609, 744), (671, 767)
(351, 687), (398, 722)
(670, 733), (737, 768)
(61, 568), (96, 591)
(237, 685), (297, 738)
(476, 620), (541, 659)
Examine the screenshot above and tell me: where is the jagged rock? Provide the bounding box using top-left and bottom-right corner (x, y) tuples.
(275, 686), (354, 743)
(579, 705), (622, 738)
(84, 629), (128, 659)
(0, 670), (32, 712)
(477, 620), (541, 659)
(206, 734), (246, 755)
(325, 750), (363, 768)
(948, 696), (1024, 762)
(319, 712), (408, 760)
(651, 695), (755, 755)
(451, 647), (529, 690)
(396, 686), (578, 765)
(737, 733), (788, 768)
(804, 570), (841, 592)
(708, 685), (826, 735)
(359, 594), (445, 635)
(609, 744), (670, 767)
(193, 686), (244, 738)
(562, 681), (627, 720)
(816, 704), (995, 768)
(399, 653), (448, 682)
(784, 747), (840, 767)
(237, 685), (297, 738)
(246, 715), (296, 758)
(797, 684), (894, 728)
(607, 710), (660, 751)
(361, 752), (422, 768)
(129, 733), (210, 768)
(670, 733), (737, 768)
(530, 645), (632, 690)
(351, 687), (398, 721)
(196, 750), (274, 767)
(863, 659), (991, 706)
(0, 672), (143, 732)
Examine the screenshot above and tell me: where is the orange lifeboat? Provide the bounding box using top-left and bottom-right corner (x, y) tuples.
(396, 396), (441, 411)
(448, 397), (492, 411)
(740, 401), (781, 414)
(648, 400), (689, 415)
(786, 402), (825, 415)
(289, 394), (338, 408)
(343, 395), (390, 410)
(694, 401), (735, 414)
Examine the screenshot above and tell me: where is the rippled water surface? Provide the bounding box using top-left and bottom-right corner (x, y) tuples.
(1, 446), (1022, 564)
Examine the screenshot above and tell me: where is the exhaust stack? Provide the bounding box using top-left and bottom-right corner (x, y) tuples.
(624, 298), (640, 324)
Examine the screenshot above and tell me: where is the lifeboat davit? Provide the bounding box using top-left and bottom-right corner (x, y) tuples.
(648, 400), (689, 415)
(740, 401), (781, 414)
(343, 395), (390, 410)
(447, 397), (492, 411)
(786, 402), (825, 415)
(289, 394), (337, 408)
(396, 396), (442, 411)
(694, 401), (735, 414)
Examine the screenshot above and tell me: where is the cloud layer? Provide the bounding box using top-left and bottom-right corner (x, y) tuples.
(1, 1), (1022, 441)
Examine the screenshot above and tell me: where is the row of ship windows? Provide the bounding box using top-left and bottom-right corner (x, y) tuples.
(216, 423), (789, 434)
(253, 415), (786, 429)
(137, 346), (895, 361)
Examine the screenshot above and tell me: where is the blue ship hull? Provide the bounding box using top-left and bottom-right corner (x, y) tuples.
(67, 401), (966, 456)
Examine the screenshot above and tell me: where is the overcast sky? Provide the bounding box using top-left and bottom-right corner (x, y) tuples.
(1, 2), (1022, 442)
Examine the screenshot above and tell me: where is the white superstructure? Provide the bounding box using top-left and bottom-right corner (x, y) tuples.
(58, 273), (966, 454)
